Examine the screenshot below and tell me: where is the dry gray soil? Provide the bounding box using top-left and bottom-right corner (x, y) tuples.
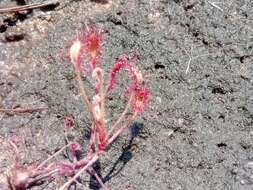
(0, 0), (253, 189)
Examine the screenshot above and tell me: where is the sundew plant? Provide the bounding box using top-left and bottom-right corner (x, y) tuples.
(7, 27), (149, 190)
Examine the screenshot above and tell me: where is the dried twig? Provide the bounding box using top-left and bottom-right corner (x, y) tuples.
(0, 107), (47, 113)
(0, 1), (59, 14)
(207, 1), (224, 12)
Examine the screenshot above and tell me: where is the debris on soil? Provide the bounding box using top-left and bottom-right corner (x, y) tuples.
(0, 107), (47, 113)
(0, 1), (59, 14)
(4, 26), (25, 42)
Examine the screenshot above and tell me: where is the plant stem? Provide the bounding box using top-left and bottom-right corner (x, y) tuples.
(75, 70), (92, 111)
(88, 123), (96, 154)
(58, 154), (99, 190)
(37, 143), (71, 170)
(88, 168), (107, 189)
(107, 113), (137, 145)
(8, 140), (21, 166)
(100, 73), (106, 128)
(58, 113), (136, 189)
(106, 93), (133, 139)
(32, 168), (59, 182)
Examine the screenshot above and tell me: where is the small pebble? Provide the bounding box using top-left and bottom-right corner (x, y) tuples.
(246, 162), (253, 169)
(5, 26), (25, 42)
(231, 168), (238, 175)
(240, 179), (245, 185)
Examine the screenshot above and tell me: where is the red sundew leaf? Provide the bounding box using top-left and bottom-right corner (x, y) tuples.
(106, 57), (128, 94)
(69, 142), (82, 157)
(69, 37), (85, 71)
(81, 27), (102, 69)
(106, 55), (143, 95)
(131, 86), (150, 114)
(69, 27), (102, 73)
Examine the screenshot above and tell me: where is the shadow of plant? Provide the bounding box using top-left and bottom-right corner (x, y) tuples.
(89, 122), (144, 189)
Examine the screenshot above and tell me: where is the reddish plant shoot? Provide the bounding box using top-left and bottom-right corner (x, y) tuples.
(69, 40), (83, 70)
(64, 116), (75, 131)
(131, 86), (149, 114)
(58, 163), (75, 177)
(6, 27), (149, 190)
(106, 55), (145, 97)
(83, 28), (102, 68)
(69, 142), (82, 157)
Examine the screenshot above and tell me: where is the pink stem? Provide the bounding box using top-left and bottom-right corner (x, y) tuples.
(58, 154), (99, 190)
(8, 140), (21, 166)
(75, 70), (93, 115)
(88, 168), (107, 189)
(106, 93), (133, 139)
(107, 113), (137, 145)
(37, 143), (72, 170)
(57, 114), (136, 189)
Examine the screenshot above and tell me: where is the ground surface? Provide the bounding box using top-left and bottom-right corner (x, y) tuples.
(0, 0), (253, 189)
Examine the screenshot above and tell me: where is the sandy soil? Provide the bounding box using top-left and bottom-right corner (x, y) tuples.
(0, 0), (253, 189)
